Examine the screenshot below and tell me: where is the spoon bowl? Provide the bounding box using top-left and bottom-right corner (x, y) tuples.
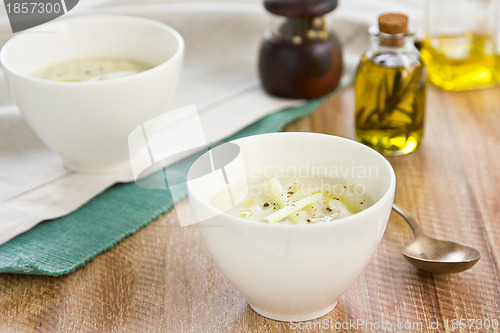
(403, 235), (481, 274)
(393, 204), (481, 274)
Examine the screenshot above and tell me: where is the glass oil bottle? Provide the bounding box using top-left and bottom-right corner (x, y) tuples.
(420, 0), (500, 91)
(355, 13), (426, 156)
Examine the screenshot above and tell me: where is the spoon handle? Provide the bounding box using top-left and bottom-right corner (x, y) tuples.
(392, 204), (424, 237)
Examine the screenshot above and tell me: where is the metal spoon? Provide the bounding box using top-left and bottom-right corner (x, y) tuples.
(392, 204), (481, 274)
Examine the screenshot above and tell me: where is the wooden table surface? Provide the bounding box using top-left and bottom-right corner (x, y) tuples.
(1, 85), (499, 332)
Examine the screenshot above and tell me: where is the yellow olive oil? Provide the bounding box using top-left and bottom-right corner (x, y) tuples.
(420, 33), (500, 91)
(355, 56), (426, 156)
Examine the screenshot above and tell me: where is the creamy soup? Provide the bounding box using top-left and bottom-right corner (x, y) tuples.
(211, 177), (373, 225)
(33, 57), (154, 82)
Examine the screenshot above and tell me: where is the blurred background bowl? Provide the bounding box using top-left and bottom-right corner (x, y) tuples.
(0, 15), (184, 173)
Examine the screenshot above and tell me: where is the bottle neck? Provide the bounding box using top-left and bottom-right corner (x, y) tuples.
(369, 25), (417, 51)
(270, 16), (329, 44)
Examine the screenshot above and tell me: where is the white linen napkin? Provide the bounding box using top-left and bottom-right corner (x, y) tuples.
(0, 1), (423, 245)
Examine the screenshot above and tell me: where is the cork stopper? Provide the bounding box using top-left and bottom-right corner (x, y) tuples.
(378, 13), (408, 35)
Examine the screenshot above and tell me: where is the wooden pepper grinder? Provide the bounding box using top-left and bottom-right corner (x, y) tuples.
(258, 0), (343, 99)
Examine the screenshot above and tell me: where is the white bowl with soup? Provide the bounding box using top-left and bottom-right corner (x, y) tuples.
(0, 15), (184, 173)
(187, 132), (396, 322)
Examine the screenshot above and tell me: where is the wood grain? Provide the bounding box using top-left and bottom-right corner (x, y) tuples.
(1, 86), (499, 333)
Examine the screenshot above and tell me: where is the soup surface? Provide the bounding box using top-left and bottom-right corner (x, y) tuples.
(210, 176), (373, 225)
(33, 57), (153, 82)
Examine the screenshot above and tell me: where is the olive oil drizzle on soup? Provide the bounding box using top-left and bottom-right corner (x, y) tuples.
(211, 177), (373, 225)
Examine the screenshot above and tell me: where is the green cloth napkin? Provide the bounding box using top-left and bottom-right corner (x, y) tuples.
(0, 87), (345, 276)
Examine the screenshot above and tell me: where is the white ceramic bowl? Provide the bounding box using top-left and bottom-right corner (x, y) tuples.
(0, 15), (184, 173)
(187, 132), (396, 322)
